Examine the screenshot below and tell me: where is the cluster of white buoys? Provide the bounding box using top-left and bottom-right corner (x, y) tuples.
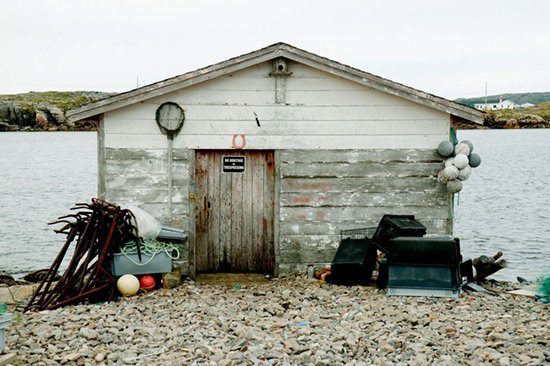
(437, 140), (481, 193)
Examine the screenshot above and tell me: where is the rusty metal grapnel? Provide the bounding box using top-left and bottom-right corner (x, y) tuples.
(24, 198), (140, 311)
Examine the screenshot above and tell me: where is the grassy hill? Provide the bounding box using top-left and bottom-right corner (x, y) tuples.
(455, 92), (550, 107)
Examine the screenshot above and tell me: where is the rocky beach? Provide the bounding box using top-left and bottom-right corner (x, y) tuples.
(3, 276), (548, 365)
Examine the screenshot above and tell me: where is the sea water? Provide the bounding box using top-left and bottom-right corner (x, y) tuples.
(0, 130), (548, 281)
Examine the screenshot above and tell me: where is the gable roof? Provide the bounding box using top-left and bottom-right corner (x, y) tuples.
(67, 42), (484, 124)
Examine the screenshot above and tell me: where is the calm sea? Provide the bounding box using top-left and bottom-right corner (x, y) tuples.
(0, 130), (548, 281)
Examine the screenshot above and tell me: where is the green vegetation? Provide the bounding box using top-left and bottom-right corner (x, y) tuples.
(484, 102), (550, 122)
(455, 92), (550, 108)
(0, 91), (112, 112)
(526, 102), (550, 121)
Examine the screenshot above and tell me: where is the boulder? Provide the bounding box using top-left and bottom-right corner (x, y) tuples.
(0, 101), (34, 127)
(45, 105), (66, 123)
(518, 114), (545, 126)
(35, 110), (49, 127)
(23, 269), (60, 283)
(0, 284), (37, 305)
(503, 119), (519, 129)
(0, 274), (17, 287)
(0, 121), (18, 131)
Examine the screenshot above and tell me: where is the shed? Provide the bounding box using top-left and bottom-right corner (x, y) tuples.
(67, 42), (483, 277)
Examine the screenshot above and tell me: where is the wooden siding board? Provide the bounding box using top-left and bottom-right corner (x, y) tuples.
(187, 149), (196, 278)
(105, 120), (448, 136)
(97, 115), (106, 199)
(281, 177), (443, 194)
(280, 206), (449, 223)
(273, 151), (282, 276)
(219, 159), (232, 270)
(242, 155), (254, 270)
(252, 154), (265, 271)
(279, 220), (447, 235)
(286, 90), (421, 106)
(279, 149), (441, 163)
(104, 104), (448, 123)
(281, 162), (441, 178)
(105, 148), (166, 160)
(104, 134), (448, 150)
(230, 166), (244, 269)
(194, 152), (209, 271)
(280, 191), (447, 208)
(264, 152), (276, 271)
(207, 153), (221, 270)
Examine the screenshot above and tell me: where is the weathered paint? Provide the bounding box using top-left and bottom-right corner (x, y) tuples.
(194, 150), (275, 273)
(95, 51), (458, 276)
(67, 43), (483, 124)
(276, 148), (450, 274)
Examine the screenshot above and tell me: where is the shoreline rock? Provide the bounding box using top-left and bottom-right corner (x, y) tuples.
(0, 91), (112, 132)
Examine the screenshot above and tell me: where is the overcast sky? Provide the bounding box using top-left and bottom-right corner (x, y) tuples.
(1, 0), (548, 99)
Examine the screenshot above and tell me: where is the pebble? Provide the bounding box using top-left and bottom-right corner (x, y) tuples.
(5, 276), (549, 365)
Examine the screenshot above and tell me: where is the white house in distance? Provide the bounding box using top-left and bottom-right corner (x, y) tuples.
(474, 99), (516, 111)
(474, 99), (535, 111)
(67, 43), (483, 277)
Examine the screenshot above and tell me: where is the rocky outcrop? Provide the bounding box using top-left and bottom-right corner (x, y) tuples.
(518, 114), (546, 128)
(480, 112), (550, 129)
(0, 91), (112, 131)
(0, 102), (35, 130)
(504, 118), (520, 129)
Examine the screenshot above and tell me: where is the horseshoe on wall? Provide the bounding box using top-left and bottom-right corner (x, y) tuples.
(231, 134), (246, 149)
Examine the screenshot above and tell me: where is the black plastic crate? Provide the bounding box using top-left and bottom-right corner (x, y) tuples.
(387, 237), (462, 265)
(373, 215), (426, 252)
(387, 264), (461, 292)
(331, 237), (377, 285)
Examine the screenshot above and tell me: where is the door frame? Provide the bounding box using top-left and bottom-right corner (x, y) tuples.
(188, 149), (280, 278)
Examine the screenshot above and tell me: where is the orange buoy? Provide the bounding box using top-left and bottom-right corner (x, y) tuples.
(140, 275), (156, 291)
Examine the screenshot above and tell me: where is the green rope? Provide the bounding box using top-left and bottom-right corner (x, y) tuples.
(119, 240), (180, 266)
(450, 127), (459, 146)
(448, 126), (459, 219)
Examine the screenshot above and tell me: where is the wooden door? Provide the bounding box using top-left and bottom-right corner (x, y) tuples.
(195, 150), (275, 273)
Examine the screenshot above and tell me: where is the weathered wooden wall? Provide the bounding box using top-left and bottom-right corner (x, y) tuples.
(99, 59), (451, 275)
(101, 61), (449, 150)
(277, 149), (449, 275)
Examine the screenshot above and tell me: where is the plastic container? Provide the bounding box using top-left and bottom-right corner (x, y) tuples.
(110, 252), (172, 276)
(387, 264), (461, 298)
(0, 313), (12, 353)
(331, 238), (377, 285)
(373, 215), (426, 252)
(385, 236), (463, 298)
(387, 237), (461, 265)
(157, 226), (187, 242)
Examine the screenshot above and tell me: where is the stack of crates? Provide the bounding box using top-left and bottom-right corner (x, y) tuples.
(372, 215), (462, 298)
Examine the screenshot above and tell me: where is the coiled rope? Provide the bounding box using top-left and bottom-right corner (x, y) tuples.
(119, 240), (180, 266)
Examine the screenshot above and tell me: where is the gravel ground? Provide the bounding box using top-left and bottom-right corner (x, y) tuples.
(4, 276), (549, 365)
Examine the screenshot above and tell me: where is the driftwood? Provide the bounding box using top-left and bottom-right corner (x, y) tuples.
(472, 251), (507, 281)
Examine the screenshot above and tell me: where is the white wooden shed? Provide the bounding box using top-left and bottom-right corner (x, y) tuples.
(68, 43), (483, 277)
